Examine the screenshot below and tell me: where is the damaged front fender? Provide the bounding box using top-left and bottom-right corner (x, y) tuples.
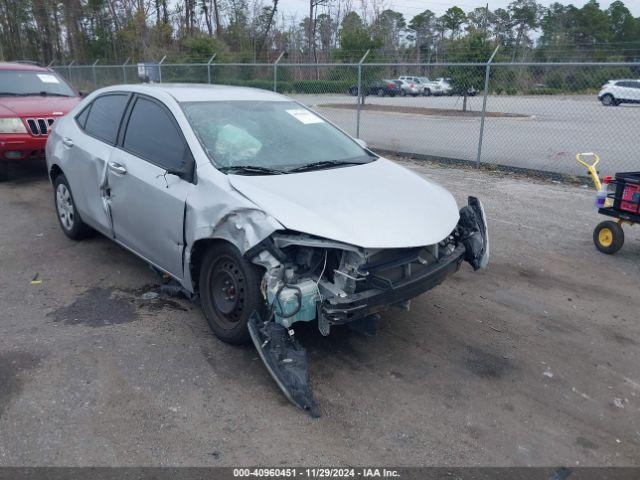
(182, 176), (284, 292)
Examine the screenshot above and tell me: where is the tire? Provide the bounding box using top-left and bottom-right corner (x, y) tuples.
(593, 220), (624, 254)
(424, 89), (431, 97)
(349, 87), (358, 96)
(53, 174), (91, 240)
(0, 162), (8, 182)
(400, 89), (407, 96)
(377, 88), (385, 97)
(199, 243), (265, 345)
(600, 94), (615, 106)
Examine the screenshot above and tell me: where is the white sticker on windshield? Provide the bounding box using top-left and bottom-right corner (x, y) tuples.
(286, 109), (324, 124)
(37, 74), (60, 84)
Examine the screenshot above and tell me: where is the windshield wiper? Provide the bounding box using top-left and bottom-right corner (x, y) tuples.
(287, 159), (369, 173)
(219, 165), (286, 176)
(0, 91), (71, 97)
(29, 91), (72, 97)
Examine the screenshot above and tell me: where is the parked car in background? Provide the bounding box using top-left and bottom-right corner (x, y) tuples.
(348, 79), (400, 97)
(394, 79), (420, 97)
(423, 78), (477, 97)
(0, 62), (80, 181)
(598, 79), (640, 106)
(399, 76), (431, 96)
(422, 77), (451, 96)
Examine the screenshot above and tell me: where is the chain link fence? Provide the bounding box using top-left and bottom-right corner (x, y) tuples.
(54, 60), (640, 177)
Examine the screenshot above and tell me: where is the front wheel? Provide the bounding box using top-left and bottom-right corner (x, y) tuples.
(423, 89), (431, 97)
(199, 243), (265, 344)
(593, 220), (624, 254)
(54, 174), (91, 240)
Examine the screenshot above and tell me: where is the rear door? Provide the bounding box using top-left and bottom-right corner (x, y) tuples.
(64, 93), (130, 235)
(107, 94), (195, 278)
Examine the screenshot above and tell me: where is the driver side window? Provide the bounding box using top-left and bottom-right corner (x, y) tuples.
(123, 96), (190, 173)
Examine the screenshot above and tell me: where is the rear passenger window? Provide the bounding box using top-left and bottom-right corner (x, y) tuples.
(123, 97), (187, 171)
(84, 94), (129, 144)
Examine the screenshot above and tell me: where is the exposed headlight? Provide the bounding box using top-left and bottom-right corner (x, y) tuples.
(0, 118), (27, 134)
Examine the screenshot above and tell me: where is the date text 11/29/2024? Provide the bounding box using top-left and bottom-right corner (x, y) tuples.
(233, 468), (401, 478)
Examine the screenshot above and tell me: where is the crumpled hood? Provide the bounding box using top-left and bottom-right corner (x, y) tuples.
(228, 158), (459, 249)
(0, 96), (79, 117)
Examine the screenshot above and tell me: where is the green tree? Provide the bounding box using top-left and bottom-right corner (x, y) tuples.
(409, 9), (435, 62)
(441, 6), (466, 40)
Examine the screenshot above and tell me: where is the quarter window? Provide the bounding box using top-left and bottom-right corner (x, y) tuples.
(123, 96), (187, 171)
(84, 94), (129, 144)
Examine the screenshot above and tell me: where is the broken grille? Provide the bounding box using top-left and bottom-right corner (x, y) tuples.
(26, 118), (55, 136)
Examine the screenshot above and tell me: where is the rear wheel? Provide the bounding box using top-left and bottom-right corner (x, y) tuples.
(199, 243), (265, 345)
(423, 88), (432, 96)
(600, 94), (615, 106)
(593, 221), (624, 254)
(54, 174), (91, 240)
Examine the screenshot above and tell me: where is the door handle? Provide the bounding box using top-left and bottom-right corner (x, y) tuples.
(62, 137), (74, 147)
(108, 162), (127, 175)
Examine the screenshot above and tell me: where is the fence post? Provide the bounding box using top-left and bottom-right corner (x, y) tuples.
(273, 51), (285, 92)
(67, 60), (75, 83)
(122, 57), (130, 83)
(476, 46), (499, 168)
(92, 59), (99, 89)
(207, 53), (217, 84)
(356, 49), (370, 139)
(158, 55), (167, 83)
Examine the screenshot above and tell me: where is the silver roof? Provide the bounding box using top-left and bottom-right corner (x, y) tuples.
(98, 83), (287, 102)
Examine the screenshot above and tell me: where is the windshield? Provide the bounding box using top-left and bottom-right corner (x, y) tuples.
(0, 70), (76, 97)
(182, 100), (375, 173)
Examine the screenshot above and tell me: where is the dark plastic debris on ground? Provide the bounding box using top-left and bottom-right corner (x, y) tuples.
(248, 312), (320, 418)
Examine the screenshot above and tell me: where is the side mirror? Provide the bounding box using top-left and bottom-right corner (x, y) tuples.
(78, 90), (86, 97)
(354, 138), (368, 149)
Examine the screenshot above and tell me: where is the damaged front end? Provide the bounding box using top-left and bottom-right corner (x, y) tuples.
(246, 196), (489, 417)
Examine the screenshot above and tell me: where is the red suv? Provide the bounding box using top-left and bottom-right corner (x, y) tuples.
(0, 62), (80, 181)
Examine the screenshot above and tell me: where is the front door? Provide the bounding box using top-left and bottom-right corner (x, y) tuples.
(107, 95), (195, 279)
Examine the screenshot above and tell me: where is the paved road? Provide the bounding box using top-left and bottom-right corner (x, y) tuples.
(1, 160), (639, 466)
(292, 94), (640, 177)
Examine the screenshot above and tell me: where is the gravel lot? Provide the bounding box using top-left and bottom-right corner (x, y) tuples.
(291, 94), (640, 177)
(1, 159), (639, 466)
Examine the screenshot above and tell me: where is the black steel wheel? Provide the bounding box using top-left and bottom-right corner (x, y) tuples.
(199, 242), (265, 344)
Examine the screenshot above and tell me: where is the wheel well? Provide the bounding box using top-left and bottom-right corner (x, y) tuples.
(189, 238), (234, 294)
(49, 164), (63, 183)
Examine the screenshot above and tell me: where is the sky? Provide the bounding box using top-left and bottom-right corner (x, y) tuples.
(276, 0), (640, 22)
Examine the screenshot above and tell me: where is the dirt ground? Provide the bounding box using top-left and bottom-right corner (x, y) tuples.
(0, 158), (639, 467)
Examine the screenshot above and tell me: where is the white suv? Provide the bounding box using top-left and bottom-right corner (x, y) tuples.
(598, 79), (640, 106)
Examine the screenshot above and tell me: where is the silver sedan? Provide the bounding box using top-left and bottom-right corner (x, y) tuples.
(46, 84), (489, 415)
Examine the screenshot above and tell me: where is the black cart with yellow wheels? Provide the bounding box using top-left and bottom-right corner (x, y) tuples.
(576, 153), (640, 255)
